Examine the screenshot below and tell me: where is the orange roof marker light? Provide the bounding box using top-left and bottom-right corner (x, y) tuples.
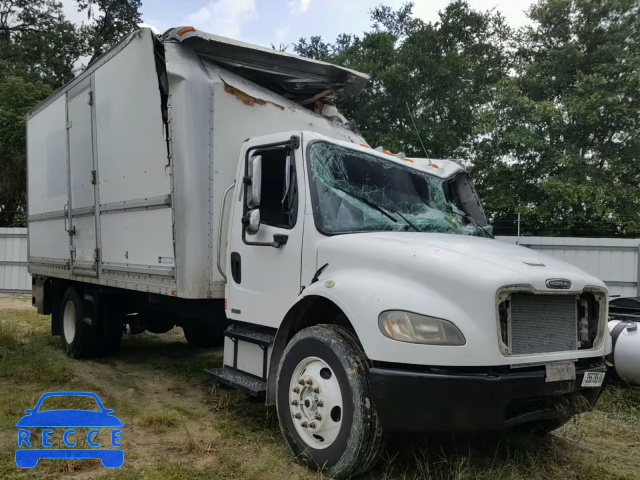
(177, 26), (196, 36)
(360, 144), (370, 148)
(382, 150), (393, 156)
(430, 163), (439, 168)
(404, 158), (414, 163)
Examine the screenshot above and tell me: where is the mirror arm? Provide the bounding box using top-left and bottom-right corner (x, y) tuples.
(242, 226), (277, 247)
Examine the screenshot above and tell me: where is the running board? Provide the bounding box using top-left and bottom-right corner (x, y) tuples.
(206, 324), (276, 396)
(205, 368), (266, 396)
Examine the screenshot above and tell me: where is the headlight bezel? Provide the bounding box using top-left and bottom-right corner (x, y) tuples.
(378, 310), (466, 346)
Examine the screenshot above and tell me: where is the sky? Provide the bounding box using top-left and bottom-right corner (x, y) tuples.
(62, 0), (535, 50)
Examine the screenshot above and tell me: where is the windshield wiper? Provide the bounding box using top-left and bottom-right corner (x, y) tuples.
(385, 206), (419, 232)
(334, 187), (398, 224)
(447, 209), (493, 238)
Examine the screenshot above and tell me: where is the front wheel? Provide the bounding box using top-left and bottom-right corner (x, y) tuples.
(276, 325), (385, 478)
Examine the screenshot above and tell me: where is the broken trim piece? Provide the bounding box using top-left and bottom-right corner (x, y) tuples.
(222, 79), (285, 111)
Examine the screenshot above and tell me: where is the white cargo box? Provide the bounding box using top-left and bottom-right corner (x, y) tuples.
(27, 28), (364, 299)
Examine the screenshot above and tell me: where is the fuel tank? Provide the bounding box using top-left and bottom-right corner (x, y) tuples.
(608, 297), (640, 385)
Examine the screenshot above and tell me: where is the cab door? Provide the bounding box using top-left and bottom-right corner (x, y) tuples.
(66, 78), (99, 275)
(226, 133), (304, 328)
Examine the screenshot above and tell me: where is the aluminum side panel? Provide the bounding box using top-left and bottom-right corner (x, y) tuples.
(94, 31), (169, 204)
(100, 208), (174, 268)
(27, 96), (68, 216)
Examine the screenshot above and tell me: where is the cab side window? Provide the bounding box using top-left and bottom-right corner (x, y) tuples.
(258, 148), (297, 229)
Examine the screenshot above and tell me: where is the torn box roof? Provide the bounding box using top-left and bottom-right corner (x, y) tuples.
(164, 27), (370, 103)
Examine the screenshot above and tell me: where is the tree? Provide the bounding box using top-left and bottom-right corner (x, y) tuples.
(0, 0), (83, 87)
(294, 2), (510, 159)
(77, 0), (142, 61)
(472, 0), (640, 236)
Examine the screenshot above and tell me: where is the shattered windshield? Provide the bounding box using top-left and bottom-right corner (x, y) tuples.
(307, 142), (489, 237)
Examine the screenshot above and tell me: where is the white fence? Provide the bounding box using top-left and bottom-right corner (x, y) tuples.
(498, 236), (640, 298)
(0, 228), (30, 293)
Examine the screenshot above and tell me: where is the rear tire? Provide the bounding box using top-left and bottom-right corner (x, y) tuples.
(60, 286), (96, 357)
(183, 319), (226, 348)
(276, 324), (385, 479)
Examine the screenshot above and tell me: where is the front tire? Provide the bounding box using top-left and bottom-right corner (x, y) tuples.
(60, 286), (95, 357)
(276, 325), (385, 478)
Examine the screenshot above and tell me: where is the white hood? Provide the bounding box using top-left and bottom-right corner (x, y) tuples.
(317, 232), (605, 294)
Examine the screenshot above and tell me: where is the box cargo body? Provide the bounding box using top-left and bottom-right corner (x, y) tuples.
(27, 29), (362, 299)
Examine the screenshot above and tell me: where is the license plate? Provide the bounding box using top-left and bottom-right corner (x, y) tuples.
(546, 362), (576, 382)
(581, 371), (605, 387)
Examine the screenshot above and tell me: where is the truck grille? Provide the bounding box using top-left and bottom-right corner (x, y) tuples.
(510, 294), (577, 355)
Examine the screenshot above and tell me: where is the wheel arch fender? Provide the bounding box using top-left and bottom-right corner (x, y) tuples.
(266, 268), (479, 404)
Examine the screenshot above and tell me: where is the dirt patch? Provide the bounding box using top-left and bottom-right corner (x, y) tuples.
(0, 294), (32, 311)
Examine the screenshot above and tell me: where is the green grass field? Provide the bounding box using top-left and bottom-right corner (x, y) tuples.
(0, 296), (638, 480)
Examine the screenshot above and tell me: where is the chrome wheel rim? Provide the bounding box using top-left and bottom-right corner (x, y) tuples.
(63, 301), (76, 344)
(289, 356), (343, 449)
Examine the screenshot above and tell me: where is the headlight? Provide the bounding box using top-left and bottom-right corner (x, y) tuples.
(378, 311), (466, 346)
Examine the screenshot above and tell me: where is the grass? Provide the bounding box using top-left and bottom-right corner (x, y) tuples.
(0, 298), (638, 480)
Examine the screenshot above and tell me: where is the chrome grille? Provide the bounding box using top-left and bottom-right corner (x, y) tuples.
(510, 294), (577, 355)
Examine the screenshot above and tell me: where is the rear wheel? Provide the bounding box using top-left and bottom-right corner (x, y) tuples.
(60, 286), (95, 357)
(276, 324), (385, 478)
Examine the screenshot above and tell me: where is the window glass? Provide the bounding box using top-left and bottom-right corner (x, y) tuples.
(256, 148), (297, 229)
(308, 142), (489, 237)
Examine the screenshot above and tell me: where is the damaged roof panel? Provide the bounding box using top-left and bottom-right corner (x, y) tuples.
(164, 27), (369, 102)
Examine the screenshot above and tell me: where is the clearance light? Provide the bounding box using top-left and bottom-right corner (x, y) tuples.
(383, 150), (392, 155)
(404, 158), (414, 163)
(360, 144), (370, 148)
(177, 26), (196, 36)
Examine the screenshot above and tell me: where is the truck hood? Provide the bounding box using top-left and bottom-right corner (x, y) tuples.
(316, 232), (605, 293)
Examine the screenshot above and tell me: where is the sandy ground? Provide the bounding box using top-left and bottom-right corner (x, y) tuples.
(0, 294), (32, 311)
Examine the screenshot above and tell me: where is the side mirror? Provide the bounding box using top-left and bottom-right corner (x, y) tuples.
(246, 155), (262, 208)
(242, 209), (260, 235)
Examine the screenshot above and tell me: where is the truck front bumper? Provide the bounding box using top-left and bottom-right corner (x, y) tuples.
(369, 358), (607, 432)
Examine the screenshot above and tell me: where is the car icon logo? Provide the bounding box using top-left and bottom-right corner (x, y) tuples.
(15, 391), (123, 468)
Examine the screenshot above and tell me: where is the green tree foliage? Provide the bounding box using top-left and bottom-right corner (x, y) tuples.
(76, 0), (142, 61)
(295, 0), (640, 236)
(473, 0), (640, 236)
(0, 0), (141, 226)
(294, 2), (510, 158)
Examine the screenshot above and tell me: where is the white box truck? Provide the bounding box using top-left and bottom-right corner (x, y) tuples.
(28, 27), (610, 478)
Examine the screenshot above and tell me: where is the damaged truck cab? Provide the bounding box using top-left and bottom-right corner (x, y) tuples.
(27, 27), (609, 479)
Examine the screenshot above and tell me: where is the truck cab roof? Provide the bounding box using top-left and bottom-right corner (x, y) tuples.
(304, 132), (466, 179)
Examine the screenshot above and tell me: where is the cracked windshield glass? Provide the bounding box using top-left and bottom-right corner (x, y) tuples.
(309, 142), (487, 236)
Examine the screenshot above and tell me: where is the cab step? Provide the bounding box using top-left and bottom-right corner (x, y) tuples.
(225, 324), (275, 346)
(205, 368), (266, 396)
(206, 324), (276, 396)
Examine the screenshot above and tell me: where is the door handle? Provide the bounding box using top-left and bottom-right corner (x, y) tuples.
(63, 204), (75, 235)
(230, 252), (241, 284)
